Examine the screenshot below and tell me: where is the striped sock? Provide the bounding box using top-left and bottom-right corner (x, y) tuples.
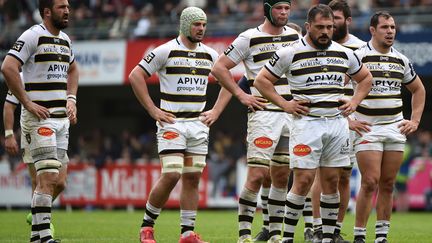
(180, 210), (197, 234)
(320, 193), (339, 243)
(238, 188), (258, 238)
(313, 217), (323, 233)
(375, 220), (390, 243)
(141, 202), (161, 228)
(283, 192), (305, 241)
(268, 186), (286, 238)
(303, 197), (313, 232)
(354, 227), (366, 241)
(33, 192), (53, 243)
(261, 187), (270, 230)
(335, 221), (342, 235)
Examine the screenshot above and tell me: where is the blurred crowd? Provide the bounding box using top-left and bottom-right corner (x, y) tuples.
(2, 0), (432, 49)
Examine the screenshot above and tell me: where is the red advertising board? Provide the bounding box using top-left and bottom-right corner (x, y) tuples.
(124, 37), (242, 84)
(60, 163), (208, 208)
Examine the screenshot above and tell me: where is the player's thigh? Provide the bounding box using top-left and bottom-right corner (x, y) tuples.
(380, 151), (404, 184)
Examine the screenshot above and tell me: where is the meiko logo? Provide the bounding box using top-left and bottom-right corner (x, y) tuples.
(293, 144), (311, 156)
(359, 140), (370, 144)
(37, 127), (53, 136)
(254, 137), (273, 148)
(162, 131), (179, 140)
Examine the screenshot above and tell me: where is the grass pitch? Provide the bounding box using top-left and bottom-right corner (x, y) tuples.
(0, 210), (431, 242)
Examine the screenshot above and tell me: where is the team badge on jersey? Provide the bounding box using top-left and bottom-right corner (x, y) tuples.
(224, 45), (234, 55)
(254, 136), (273, 148)
(162, 131), (179, 140)
(269, 53), (280, 67)
(144, 52), (155, 64)
(12, 40), (25, 52)
(293, 144), (311, 156)
(38, 127), (54, 136)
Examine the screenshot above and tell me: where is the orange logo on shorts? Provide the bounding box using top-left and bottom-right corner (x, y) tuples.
(254, 137), (273, 148)
(293, 144), (311, 156)
(359, 140), (370, 144)
(162, 131), (179, 140)
(37, 127), (53, 136)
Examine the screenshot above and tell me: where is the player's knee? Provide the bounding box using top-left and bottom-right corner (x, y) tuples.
(379, 179), (396, 194)
(56, 180), (67, 193)
(183, 155), (206, 174)
(182, 173), (201, 187)
(161, 155), (184, 174)
(361, 176), (379, 192)
(339, 172), (351, 185)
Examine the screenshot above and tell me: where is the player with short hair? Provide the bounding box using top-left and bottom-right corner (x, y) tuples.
(309, 1), (367, 242)
(210, 1), (301, 242)
(352, 11), (425, 243)
(1, 0), (78, 242)
(130, 6), (218, 243)
(254, 4), (372, 243)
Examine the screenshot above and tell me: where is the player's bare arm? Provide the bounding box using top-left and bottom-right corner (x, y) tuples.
(211, 55), (266, 111)
(67, 61), (79, 125)
(255, 67), (309, 117)
(1, 56), (50, 119)
(3, 102), (19, 155)
(339, 65), (372, 116)
(129, 66), (175, 126)
(398, 76), (425, 135)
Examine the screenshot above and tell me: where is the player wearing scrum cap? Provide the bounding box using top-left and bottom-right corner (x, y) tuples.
(129, 6), (219, 243)
(210, 1), (302, 242)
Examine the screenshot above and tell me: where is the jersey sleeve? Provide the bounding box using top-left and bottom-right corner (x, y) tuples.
(7, 29), (38, 65)
(264, 47), (293, 79)
(401, 55), (417, 85)
(138, 44), (169, 76)
(5, 91), (19, 105)
(346, 48), (362, 76)
(223, 33), (250, 65)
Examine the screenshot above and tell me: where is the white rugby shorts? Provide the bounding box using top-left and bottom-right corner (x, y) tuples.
(246, 111), (292, 166)
(289, 116), (350, 169)
(354, 120), (406, 152)
(157, 120), (209, 155)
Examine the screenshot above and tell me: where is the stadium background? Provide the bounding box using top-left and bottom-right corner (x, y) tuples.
(0, 0), (432, 211)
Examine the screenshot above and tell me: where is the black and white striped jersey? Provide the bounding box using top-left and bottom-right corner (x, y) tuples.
(138, 38), (219, 120)
(341, 34), (366, 98)
(7, 24), (74, 117)
(265, 37), (362, 119)
(224, 25), (300, 111)
(353, 42), (417, 125)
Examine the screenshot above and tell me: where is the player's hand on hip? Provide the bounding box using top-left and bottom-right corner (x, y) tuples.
(199, 110), (219, 127)
(150, 108), (176, 127)
(398, 119), (419, 135)
(238, 93), (266, 112)
(284, 99), (310, 117)
(348, 119), (371, 136)
(339, 98), (357, 117)
(25, 101), (50, 119)
(5, 136), (19, 155)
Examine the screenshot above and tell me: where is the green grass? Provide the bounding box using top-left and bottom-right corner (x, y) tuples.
(0, 210), (431, 242)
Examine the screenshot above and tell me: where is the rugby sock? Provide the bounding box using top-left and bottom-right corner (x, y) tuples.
(320, 193), (339, 243)
(354, 227), (366, 241)
(238, 188), (258, 238)
(33, 192), (53, 243)
(30, 193), (40, 243)
(334, 221), (343, 235)
(141, 202), (161, 228)
(303, 196), (313, 232)
(180, 210), (196, 234)
(268, 186), (286, 238)
(375, 220), (390, 243)
(283, 192), (305, 241)
(261, 187), (270, 230)
(313, 217), (323, 233)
